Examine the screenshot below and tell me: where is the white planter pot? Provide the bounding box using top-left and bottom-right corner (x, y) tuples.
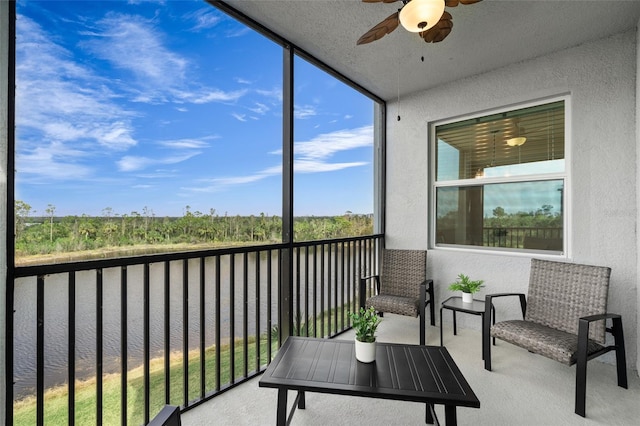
(462, 292), (474, 304)
(355, 339), (376, 363)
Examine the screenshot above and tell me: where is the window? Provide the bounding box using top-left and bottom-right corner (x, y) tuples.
(432, 99), (567, 254)
(293, 55), (375, 241)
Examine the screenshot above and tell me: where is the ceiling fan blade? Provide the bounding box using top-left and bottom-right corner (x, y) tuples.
(445, 0), (482, 7)
(357, 12), (400, 45)
(420, 11), (453, 43)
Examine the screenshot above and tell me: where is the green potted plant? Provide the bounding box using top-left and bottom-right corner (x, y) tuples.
(349, 306), (381, 363)
(448, 273), (484, 304)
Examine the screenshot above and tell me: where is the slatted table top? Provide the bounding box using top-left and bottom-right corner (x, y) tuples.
(259, 336), (480, 409)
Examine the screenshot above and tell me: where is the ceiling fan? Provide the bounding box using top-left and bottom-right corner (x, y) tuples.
(357, 0), (482, 45)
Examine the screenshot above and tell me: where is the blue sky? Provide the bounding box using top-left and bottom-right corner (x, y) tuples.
(15, 0), (375, 218)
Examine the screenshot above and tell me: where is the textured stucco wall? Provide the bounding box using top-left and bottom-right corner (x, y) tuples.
(1, 1), (9, 421)
(386, 30), (638, 370)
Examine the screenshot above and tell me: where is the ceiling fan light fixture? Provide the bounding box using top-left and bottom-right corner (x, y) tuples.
(399, 0), (445, 33)
(506, 136), (527, 147)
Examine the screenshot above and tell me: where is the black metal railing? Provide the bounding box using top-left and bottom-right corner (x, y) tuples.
(483, 227), (562, 249)
(10, 234), (383, 425)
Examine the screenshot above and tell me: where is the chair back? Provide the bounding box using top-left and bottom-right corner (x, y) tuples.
(525, 259), (610, 344)
(380, 249), (427, 299)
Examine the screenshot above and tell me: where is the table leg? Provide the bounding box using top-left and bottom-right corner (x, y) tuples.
(276, 388), (288, 426)
(439, 307), (444, 346)
(491, 304), (496, 345)
(453, 311), (457, 335)
(481, 312), (486, 360)
(425, 403), (435, 424)
(297, 391), (305, 409)
(444, 405), (457, 426)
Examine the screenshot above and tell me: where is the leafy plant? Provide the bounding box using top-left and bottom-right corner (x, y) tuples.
(349, 306), (381, 343)
(448, 273), (484, 294)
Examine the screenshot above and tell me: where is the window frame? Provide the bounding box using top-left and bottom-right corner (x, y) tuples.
(429, 95), (571, 257)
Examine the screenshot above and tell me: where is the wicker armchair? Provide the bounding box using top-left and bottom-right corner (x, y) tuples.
(359, 249), (435, 345)
(483, 259), (627, 417)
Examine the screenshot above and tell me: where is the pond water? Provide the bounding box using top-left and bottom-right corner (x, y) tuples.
(13, 248), (368, 400)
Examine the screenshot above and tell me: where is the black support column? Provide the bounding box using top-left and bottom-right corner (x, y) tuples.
(279, 44), (294, 345)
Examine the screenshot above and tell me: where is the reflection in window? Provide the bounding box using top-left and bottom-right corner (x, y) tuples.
(436, 180), (563, 251)
(433, 100), (566, 253)
(436, 101), (565, 181)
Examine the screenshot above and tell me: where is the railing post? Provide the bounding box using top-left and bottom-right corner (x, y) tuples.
(279, 248), (293, 344)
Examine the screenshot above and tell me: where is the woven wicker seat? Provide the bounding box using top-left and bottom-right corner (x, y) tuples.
(483, 259), (627, 417)
(358, 249), (435, 345)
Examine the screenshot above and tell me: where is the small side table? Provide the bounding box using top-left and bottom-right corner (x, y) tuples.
(440, 296), (495, 359)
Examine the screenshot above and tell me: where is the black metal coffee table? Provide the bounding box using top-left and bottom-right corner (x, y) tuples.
(259, 336), (480, 426)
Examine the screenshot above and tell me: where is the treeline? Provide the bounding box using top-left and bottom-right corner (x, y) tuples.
(438, 204), (562, 230)
(15, 201), (373, 258)
(483, 205), (562, 229)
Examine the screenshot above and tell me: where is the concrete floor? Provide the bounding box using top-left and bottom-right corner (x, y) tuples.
(181, 314), (640, 425)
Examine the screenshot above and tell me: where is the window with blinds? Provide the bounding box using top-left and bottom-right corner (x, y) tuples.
(432, 99), (567, 254)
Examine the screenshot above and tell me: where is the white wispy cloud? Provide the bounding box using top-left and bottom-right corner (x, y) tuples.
(225, 26), (251, 38)
(17, 7), (254, 185)
(16, 14), (139, 181)
(81, 13), (247, 106)
(294, 104), (317, 119)
(184, 169), (275, 193)
(82, 13), (187, 86)
(256, 87), (282, 101)
(294, 159), (367, 172)
(16, 143), (93, 181)
(182, 125), (373, 193)
(158, 137), (215, 149)
(232, 112), (247, 122)
(175, 88), (248, 104)
(117, 152), (201, 172)
(127, 0), (166, 5)
(184, 7), (222, 32)
(275, 125), (374, 162)
(136, 169), (180, 179)
(249, 102), (270, 115)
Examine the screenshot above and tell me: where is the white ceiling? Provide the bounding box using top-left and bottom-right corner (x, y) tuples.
(220, 0), (640, 101)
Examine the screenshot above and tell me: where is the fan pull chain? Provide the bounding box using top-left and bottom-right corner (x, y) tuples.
(397, 61), (401, 121)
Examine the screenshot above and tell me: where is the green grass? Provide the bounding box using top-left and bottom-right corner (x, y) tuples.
(12, 303), (357, 425)
(13, 336), (278, 425)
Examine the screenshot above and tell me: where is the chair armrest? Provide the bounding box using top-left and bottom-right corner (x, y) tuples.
(360, 274), (381, 294)
(419, 279), (434, 300)
(485, 293), (527, 318)
(361, 274), (379, 281)
(482, 292), (527, 372)
(359, 275), (380, 309)
(577, 313), (625, 380)
(420, 279), (433, 289)
(578, 313), (623, 340)
(485, 292), (526, 298)
(579, 313), (621, 323)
